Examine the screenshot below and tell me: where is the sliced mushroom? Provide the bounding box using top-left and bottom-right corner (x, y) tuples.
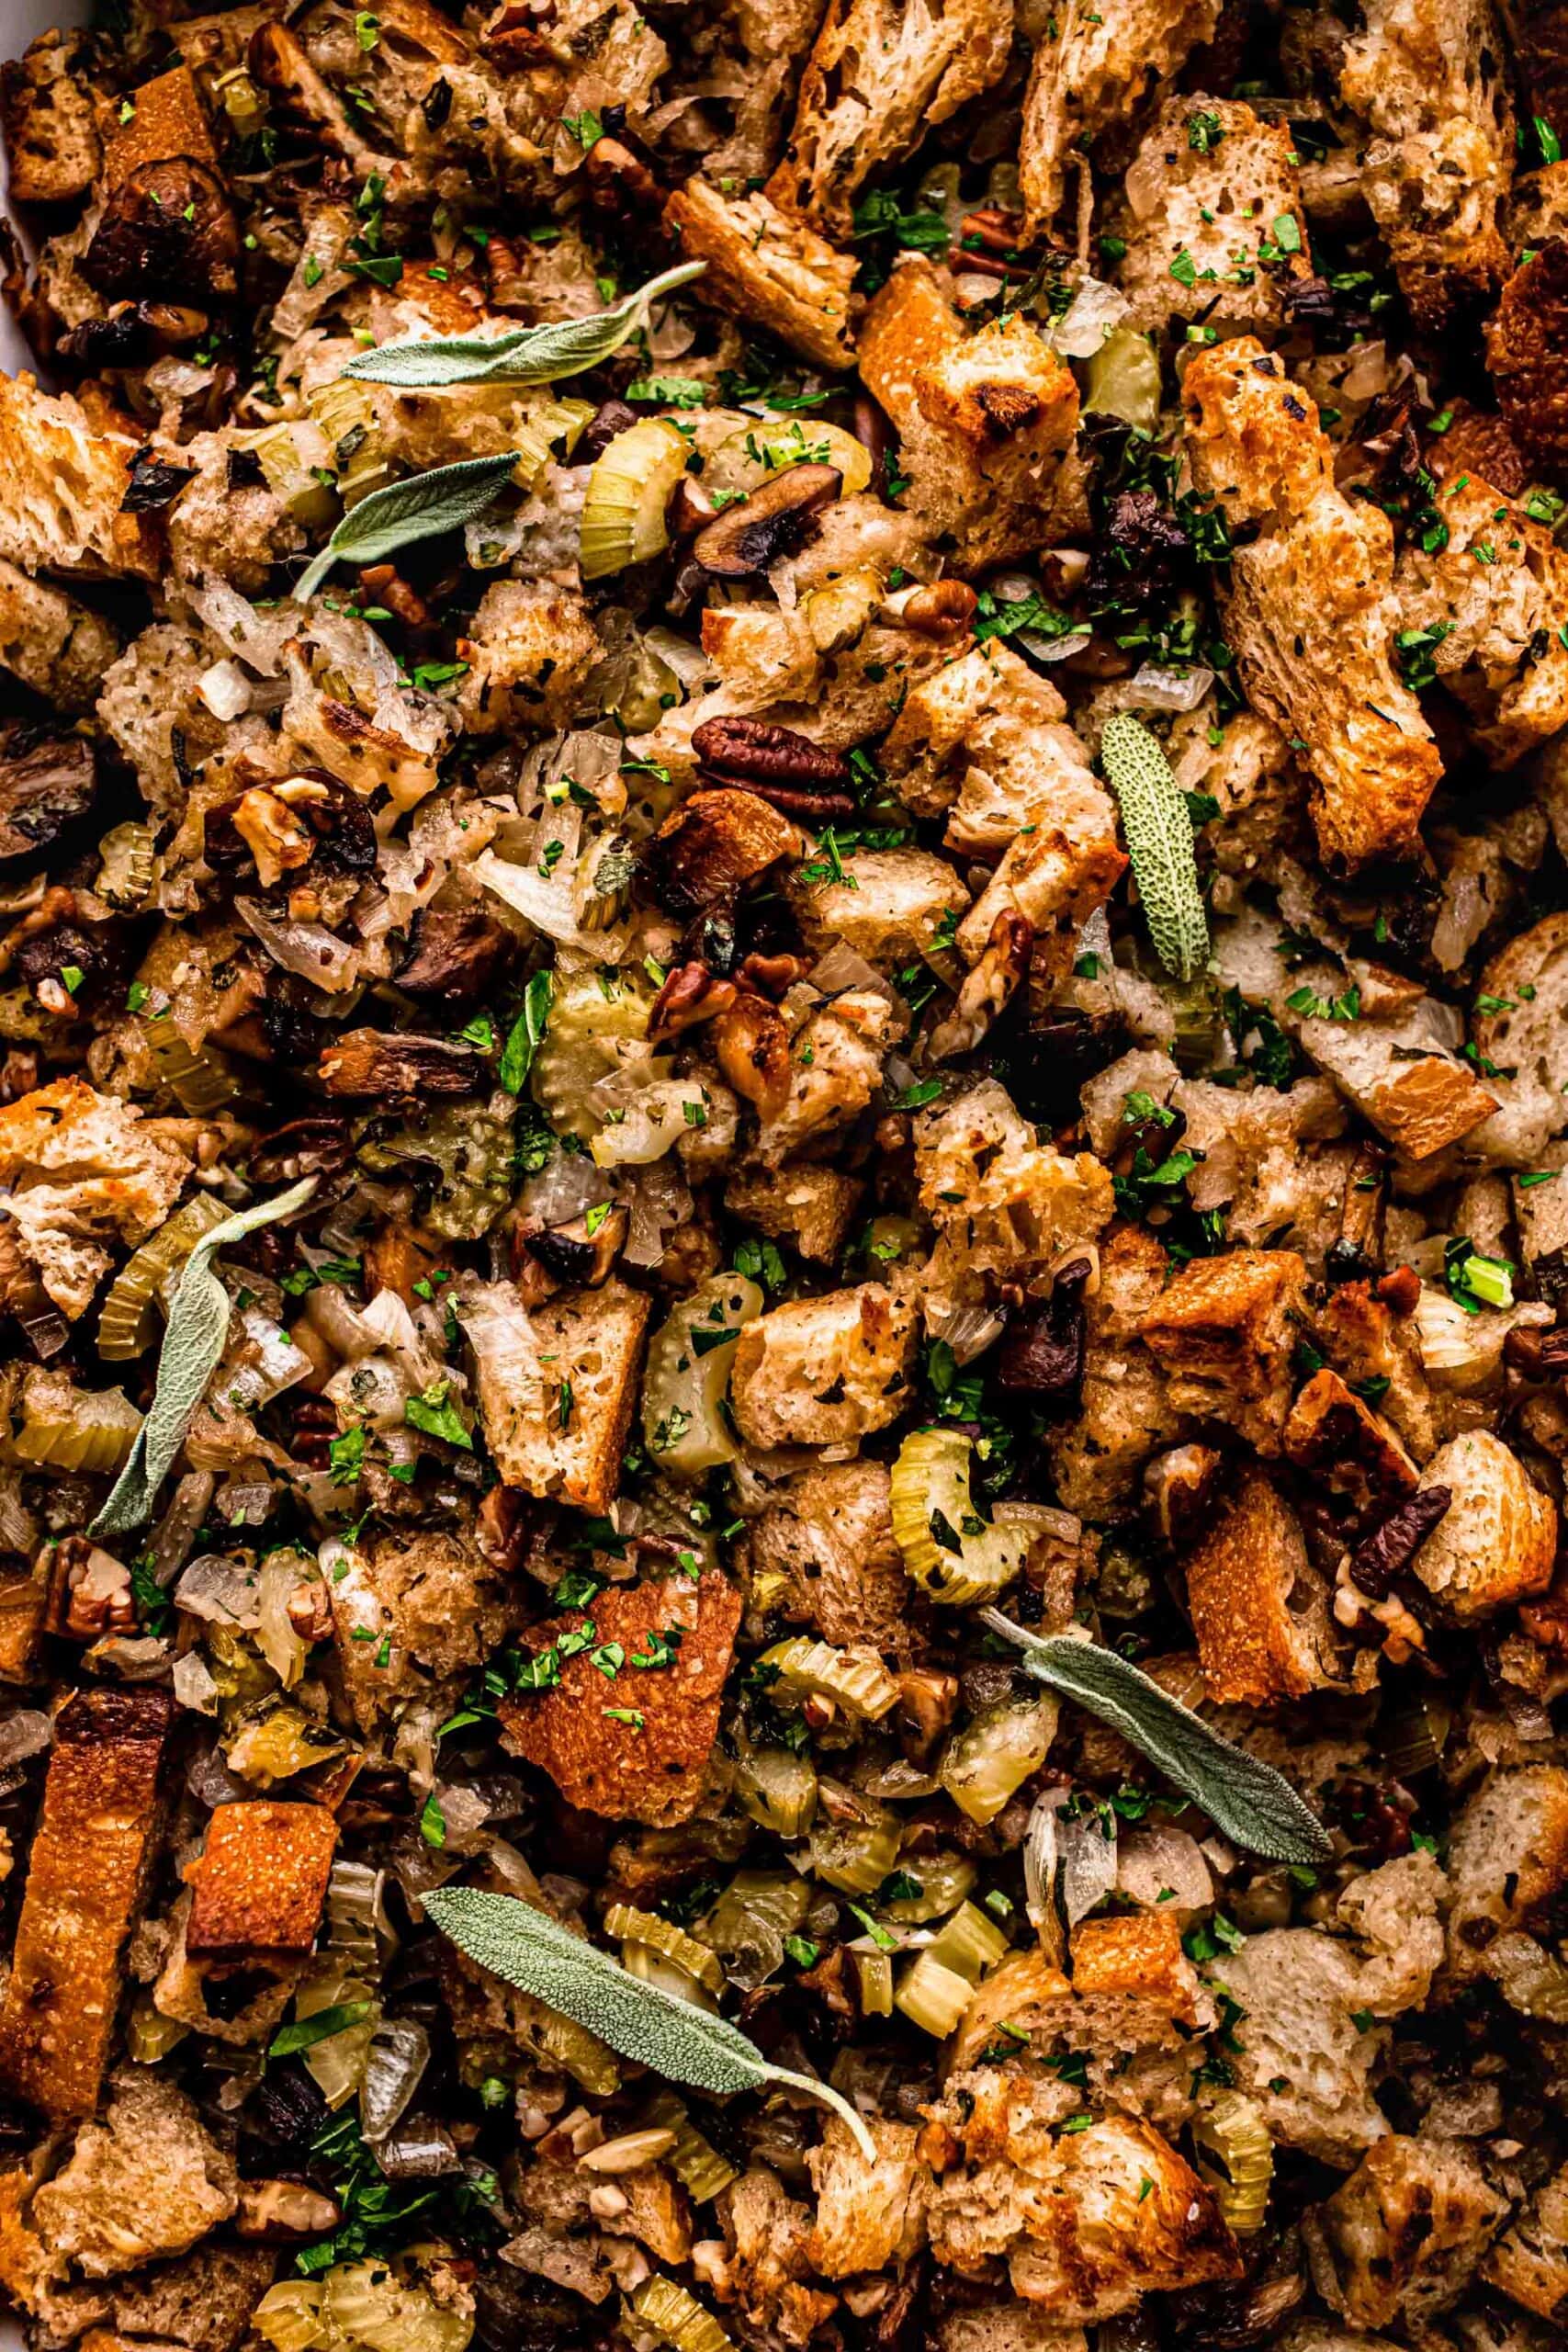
(316, 1028), (483, 1099)
(395, 902), (515, 1008)
(247, 1117), (355, 1185)
(59, 305), (211, 375)
(713, 990), (793, 1121)
(83, 159), (240, 303)
(523, 1206), (628, 1288)
(642, 788), (802, 918)
(0, 734), (96, 861)
(691, 463), (842, 577)
(247, 21), (396, 167)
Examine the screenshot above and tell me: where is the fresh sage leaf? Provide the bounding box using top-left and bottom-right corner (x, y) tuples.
(341, 262), (707, 390)
(423, 1886), (876, 2158)
(293, 454), (518, 602)
(1100, 712), (1211, 983)
(90, 1176), (320, 1538)
(980, 1611), (1332, 1864)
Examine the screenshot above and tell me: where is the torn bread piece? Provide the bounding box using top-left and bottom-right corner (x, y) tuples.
(468, 1273), (652, 1517)
(185, 1800), (339, 1961)
(665, 178), (858, 372)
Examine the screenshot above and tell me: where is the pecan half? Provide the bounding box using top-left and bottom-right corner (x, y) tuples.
(692, 718), (855, 824)
(713, 990), (792, 1121)
(1348, 1485), (1452, 1599)
(901, 581), (978, 639)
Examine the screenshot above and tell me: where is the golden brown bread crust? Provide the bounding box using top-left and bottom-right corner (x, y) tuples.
(1486, 237), (1568, 467)
(500, 1568), (741, 1824)
(185, 1799), (339, 1960)
(0, 1687), (171, 2120)
(99, 64), (217, 185)
(663, 179), (858, 372)
(1182, 1469), (1341, 1708)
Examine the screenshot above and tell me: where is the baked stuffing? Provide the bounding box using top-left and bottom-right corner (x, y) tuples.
(0, 10), (1561, 2352)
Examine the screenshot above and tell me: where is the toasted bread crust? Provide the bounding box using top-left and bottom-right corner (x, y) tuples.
(186, 1800), (339, 1959)
(0, 1688), (171, 2120)
(499, 1569), (741, 1824)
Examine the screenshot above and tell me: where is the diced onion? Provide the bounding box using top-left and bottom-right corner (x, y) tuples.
(1046, 276), (1130, 358)
(1126, 662), (1214, 713)
(360, 2016), (430, 2143)
(1082, 326), (1163, 430)
(879, 1851), (976, 1922)
(735, 1746), (819, 1838)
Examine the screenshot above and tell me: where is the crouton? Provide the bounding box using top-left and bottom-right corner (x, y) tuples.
(960, 823), (1126, 993)
(1483, 2158), (1568, 2324)
(101, 65), (219, 185)
(930, 2095), (1240, 2317)
(105, 2245), (276, 2352)
(664, 179), (858, 371)
(457, 581), (602, 734)
(1487, 238), (1568, 468)
(858, 266), (1085, 573)
(1047, 1221), (1183, 1515)
(1307, 2134), (1508, 2327)
(500, 1569), (740, 1825)
(1314, 1279), (1443, 1464)
(0, 1076), (192, 1320)
(166, 432), (302, 594)
(327, 1525), (518, 1736)
(1471, 914), (1568, 1167)
(716, 2167), (838, 2346)
(1182, 1469), (1342, 1707)
(786, 846), (971, 969)
(935, 2306), (1089, 2352)
(1114, 99), (1314, 337)
(467, 1274), (651, 1518)
(754, 989), (901, 1166)
(915, 1081), (1116, 1319)
(0, 1559), (46, 1687)
(1019, 0), (1221, 230)
(0, 1687), (171, 2121)
(1395, 474), (1568, 765)
(1070, 1910), (1203, 2024)
(96, 623), (228, 821)
(1337, 0), (1514, 329)
(767, 0), (1014, 235)
(152, 1891), (299, 2050)
(30, 2071), (236, 2278)
(0, 376), (158, 581)
(1211, 1851), (1447, 2165)
(1141, 1248), (1306, 1450)
(725, 1160), (863, 1264)
(807, 2115), (929, 2277)
(881, 643), (1065, 820)
(1299, 1013), (1497, 1162)
(1, 29), (101, 206)
(1444, 1763), (1568, 1984)
(1284, 1369), (1420, 1520)
(684, 0), (828, 185)
(186, 1800), (338, 1961)
(738, 1459), (911, 1651)
(1183, 341), (1440, 871)
(1514, 1144), (1568, 1300)
(1405, 1432), (1556, 1622)
(0, 558), (119, 714)
(730, 1281), (918, 1449)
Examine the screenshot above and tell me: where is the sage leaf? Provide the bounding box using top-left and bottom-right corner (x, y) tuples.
(499, 969), (553, 1094)
(1100, 712), (1211, 983)
(90, 1176), (319, 1538)
(980, 1611), (1332, 1864)
(423, 1886), (877, 2159)
(341, 262), (707, 390)
(293, 454), (518, 603)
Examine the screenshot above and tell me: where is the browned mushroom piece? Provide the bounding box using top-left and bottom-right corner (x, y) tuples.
(83, 159), (240, 303)
(691, 462), (843, 577)
(394, 901), (515, 1007)
(523, 1205), (628, 1288)
(0, 733), (96, 860)
(642, 787), (802, 917)
(315, 1027), (484, 1099)
(713, 989), (793, 1120)
(204, 774), (377, 895)
(57, 304), (211, 375)
(247, 1116), (355, 1185)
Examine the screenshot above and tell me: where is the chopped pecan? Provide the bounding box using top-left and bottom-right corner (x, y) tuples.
(649, 960), (739, 1045)
(1375, 1264), (1422, 1317)
(713, 990), (793, 1121)
(1348, 1485), (1452, 1599)
(738, 951), (808, 999)
(48, 1538), (136, 1642)
(357, 562), (429, 629)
